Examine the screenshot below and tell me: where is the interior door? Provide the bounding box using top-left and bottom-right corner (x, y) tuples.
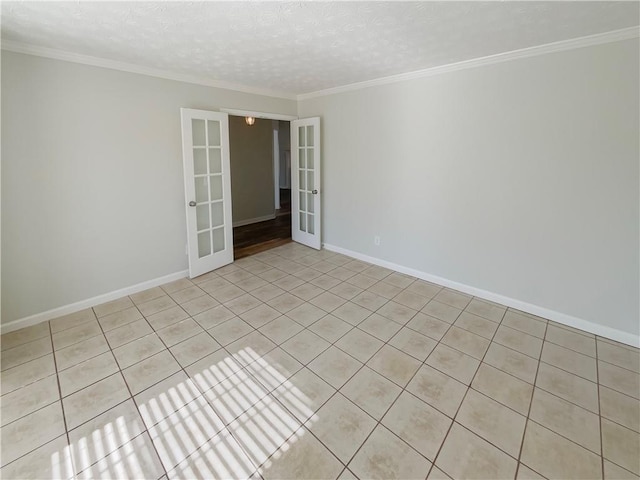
(291, 117), (321, 249)
(180, 108), (233, 277)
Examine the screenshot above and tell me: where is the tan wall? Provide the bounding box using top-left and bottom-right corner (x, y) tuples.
(228, 116), (275, 224)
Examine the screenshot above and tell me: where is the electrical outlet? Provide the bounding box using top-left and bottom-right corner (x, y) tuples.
(374, 236), (381, 246)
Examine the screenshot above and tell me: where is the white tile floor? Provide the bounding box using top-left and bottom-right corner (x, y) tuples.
(1, 243), (639, 479)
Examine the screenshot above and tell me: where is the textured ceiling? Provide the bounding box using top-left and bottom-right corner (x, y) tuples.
(1, 1), (638, 95)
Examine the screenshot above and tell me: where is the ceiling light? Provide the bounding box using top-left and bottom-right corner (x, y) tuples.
(245, 116), (256, 126)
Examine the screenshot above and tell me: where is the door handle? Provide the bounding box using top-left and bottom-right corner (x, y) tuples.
(189, 201), (196, 207)
(312, 190), (318, 195)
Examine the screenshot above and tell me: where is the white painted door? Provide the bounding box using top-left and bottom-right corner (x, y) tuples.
(291, 117), (321, 249)
(181, 108), (234, 278)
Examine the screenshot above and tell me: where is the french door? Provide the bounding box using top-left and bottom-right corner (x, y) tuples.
(180, 109), (234, 277)
(291, 117), (321, 250)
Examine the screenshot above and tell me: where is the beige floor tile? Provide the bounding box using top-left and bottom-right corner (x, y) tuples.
(197, 275), (233, 293)
(349, 424), (431, 480)
(293, 267), (323, 282)
(259, 315), (304, 344)
(225, 330), (277, 366)
(308, 346), (362, 388)
(228, 395), (301, 467)
(180, 294), (220, 316)
(529, 388), (600, 453)
(347, 273), (380, 289)
(309, 393), (376, 463)
(464, 298), (506, 322)
(244, 348), (303, 392)
(130, 286), (165, 304)
(604, 460), (639, 480)
(389, 327), (437, 361)
(602, 419), (640, 475)
(240, 304), (281, 329)
(122, 350), (181, 396)
(362, 265), (394, 280)
(393, 290), (429, 310)
(267, 292), (305, 314)
(157, 318), (204, 347)
(251, 284), (286, 302)
(184, 349), (243, 392)
(209, 284), (246, 304)
(358, 313), (403, 342)
(105, 318), (153, 349)
(407, 280), (442, 299)
(338, 468), (359, 480)
(472, 363), (533, 415)
(521, 420), (602, 480)
(273, 368), (336, 423)
(169, 332), (221, 368)
(545, 324), (596, 357)
(146, 306), (190, 330)
(1, 322), (50, 351)
(286, 303), (327, 327)
(1, 354), (55, 395)
(341, 366), (402, 420)
(308, 314), (352, 343)
(58, 351), (119, 397)
(52, 320), (102, 350)
(536, 363), (598, 413)
(311, 275), (343, 290)
(382, 391), (451, 461)
(260, 426), (343, 480)
(309, 291), (347, 312)
(426, 343), (480, 385)
(599, 360), (640, 400)
(436, 423), (517, 480)
(281, 330), (330, 364)
(335, 328), (384, 363)
(62, 372), (130, 429)
(421, 300), (462, 323)
(428, 466), (452, 479)
(352, 291), (388, 311)
(204, 370), (270, 425)
(138, 295), (178, 317)
(484, 342), (539, 384)
(98, 306), (143, 331)
(192, 305), (236, 329)
(541, 341), (597, 381)
(1, 336), (53, 371)
(77, 431), (165, 480)
(224, 293), (263, 315)
(600, 385), (640, 433)
(457, 389), (526, 457)
(459, 309), (499, 336)
(407, 313), (450, 341)
(134, 371), (202, 429)
(0, 435), (73, 480)
(112, 333), (166, 369)
(329, 282), (364, 300)
(377, 301), (418, 325)
(50, 309), (96, 333)
(367, 344), (421, 387)
(407, 365), (468, 418)
(167, 429), (256, 480)
(516, 464), (546, 479)
(0, 374), (59, 427)
(69, 398), (146, 473)
(433, 288), (472, 309)
(494, 325), (543, 359)
(598, 340), (640, 374)
(55, 335), (110, 371)
(441, 326), (490, 360)
(272, 274), (305, 291)
(502, 310), (547, 339)
(235, 275), (269, 292)
(290, 283), (324, 301)
(161, 278), (195, 294)
(332, 301), (372, 326)
(94, 297), (135, 317)
(207, 317), (253, 346)
(0, 402), (66, 467)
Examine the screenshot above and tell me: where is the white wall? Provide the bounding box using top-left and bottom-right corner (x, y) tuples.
(299, 39), (639, 340)
(1, 51), (296, 325)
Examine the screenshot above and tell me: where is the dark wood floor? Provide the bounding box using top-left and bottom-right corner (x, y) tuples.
(233, 189), (292, 259)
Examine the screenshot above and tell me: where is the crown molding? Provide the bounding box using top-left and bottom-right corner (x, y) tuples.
(0, 39), (298, 101)
(297, 26), (640, 101)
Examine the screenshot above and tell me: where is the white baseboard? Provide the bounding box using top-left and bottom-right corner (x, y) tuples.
(1, 270), (189, 335)
(323, 243), (640, 348)
(232, 214), (276, 228)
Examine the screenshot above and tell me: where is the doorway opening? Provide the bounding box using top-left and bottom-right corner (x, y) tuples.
(228, 115), (292, 259)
